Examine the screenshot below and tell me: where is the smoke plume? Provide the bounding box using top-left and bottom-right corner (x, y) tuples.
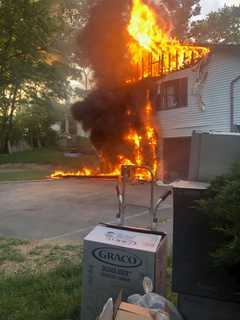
(72, 0), (171, 168)
(76, 0), (131, 88)
(72, 84), (149, 167)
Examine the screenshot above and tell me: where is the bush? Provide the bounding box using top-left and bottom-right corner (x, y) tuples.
(198, 163), (240, 268)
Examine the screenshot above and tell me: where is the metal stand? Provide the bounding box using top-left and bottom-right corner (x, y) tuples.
(116, 165), (171, 230)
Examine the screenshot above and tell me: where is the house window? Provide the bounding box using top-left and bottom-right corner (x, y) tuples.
(157, 77), (188, 110)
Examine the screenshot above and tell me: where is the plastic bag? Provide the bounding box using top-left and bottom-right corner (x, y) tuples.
(98, 298), (113, 320)
(127, 277), (183, 320)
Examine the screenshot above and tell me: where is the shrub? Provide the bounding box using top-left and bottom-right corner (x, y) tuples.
(198, 163), (240, 268)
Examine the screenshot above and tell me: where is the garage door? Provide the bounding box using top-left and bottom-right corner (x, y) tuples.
(164, 137), (191, 181)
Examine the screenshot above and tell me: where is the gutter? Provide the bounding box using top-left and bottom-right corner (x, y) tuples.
(230, 75), (240, 132)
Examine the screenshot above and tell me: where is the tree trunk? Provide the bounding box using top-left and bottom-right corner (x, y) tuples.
(0, 115), (8, 153)
(1, 85), (19, 153)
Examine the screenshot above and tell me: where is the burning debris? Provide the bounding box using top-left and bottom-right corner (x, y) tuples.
(51, 0), (210, 181)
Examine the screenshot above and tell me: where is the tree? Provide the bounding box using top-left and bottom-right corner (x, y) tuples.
(191, 5), (240, 44)
(0, 0), (68, 153)
(198, 163), (240, 270)
(54, 0), (95, 99)
(14, 98), (64, 148)
(161, 0), (201, 39)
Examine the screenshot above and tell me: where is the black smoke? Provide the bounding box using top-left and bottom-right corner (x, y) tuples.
(76, 0), (131, 88)
(72, 0), (169, 168)
(72, 84), (149, 167)
(75, 0), (172, 88)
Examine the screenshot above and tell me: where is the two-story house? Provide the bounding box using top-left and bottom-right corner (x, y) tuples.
(155, 45), (240, 180)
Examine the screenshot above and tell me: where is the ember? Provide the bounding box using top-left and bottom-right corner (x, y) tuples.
(51, 0), (210, 181)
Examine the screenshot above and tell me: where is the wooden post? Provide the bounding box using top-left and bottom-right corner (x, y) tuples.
(142, 57), (144, 79)
(158, 54), (161, 77)
(191, 51), (195, 65)
(168, 53), (171, 72)
(150, 53), (153, 77)
(161, 53), (164, 77)
(183, 51), (186, 67)
(176, 51), (179, 71)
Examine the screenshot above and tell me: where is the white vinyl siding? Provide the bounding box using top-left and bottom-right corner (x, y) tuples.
(233, 78), (240, 126)
(157, 51), (240, 138)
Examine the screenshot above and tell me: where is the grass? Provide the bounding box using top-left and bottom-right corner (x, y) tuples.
(166, 256), (178, 305)
(0, 169), (52, 181)
(0, 238), (83, 320)
(0, 238), (177, 319)
(0, 264), (82, 320)
(0, 148), (98, 181)
(0, 238), (27, 264)
(0, 148), (98, 168)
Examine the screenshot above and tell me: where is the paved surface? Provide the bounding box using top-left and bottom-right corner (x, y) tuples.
(0, 178), (173, 245)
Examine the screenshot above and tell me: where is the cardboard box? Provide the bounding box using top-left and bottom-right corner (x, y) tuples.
(116, 302), (158, 320)
(81, 224), (167, 320)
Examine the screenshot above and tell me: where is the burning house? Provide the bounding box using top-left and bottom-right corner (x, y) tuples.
(155, 44), (240, 180)
(51, 0), (212, 181)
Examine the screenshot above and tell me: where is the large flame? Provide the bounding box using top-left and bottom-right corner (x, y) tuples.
(128, 0), (171, 62)
(51, 98), (158, 181)
(128, 0), (209, 80)
(51, 0), (209, 181)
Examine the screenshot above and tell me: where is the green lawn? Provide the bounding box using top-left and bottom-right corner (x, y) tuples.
(0, 238), (177, 320)
(0, 169), (52, 181)
(0, 148), (98, 181)
(0, 238), (82, 320)
(0, 264), (82, 320)
(0, 148), (98, 168)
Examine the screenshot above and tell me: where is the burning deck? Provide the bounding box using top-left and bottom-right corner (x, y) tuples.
(128, 0), (209, 81)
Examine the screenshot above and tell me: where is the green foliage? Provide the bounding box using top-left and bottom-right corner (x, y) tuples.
(163, 0), (201, 39)
(198, 163), (240, 268)
(57, 0), (94, 89)
(0, 0), (69, 153)
(14, 99), (64, 148)
(191, 5), (240, 44)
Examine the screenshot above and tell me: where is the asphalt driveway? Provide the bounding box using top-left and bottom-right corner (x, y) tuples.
(0, 178), (173, 243)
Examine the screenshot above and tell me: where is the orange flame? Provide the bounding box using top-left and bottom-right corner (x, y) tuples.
(51, 0), (210, 181)
(51, 98), (158, 181)
(128, 0), (210, 80)
(128, 0), (171, 61)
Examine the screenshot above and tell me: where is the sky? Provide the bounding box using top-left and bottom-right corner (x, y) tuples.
(201, 0), (240, 16)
